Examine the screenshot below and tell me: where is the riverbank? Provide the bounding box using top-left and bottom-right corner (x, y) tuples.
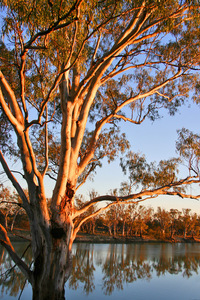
(7, 230), (200, 243)
(75, 233), (200, 244)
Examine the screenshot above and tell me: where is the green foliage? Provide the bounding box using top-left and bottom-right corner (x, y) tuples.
(176, 128), (200, 175)
(120, 151), (180, 189)
(0, 111), (13, 155)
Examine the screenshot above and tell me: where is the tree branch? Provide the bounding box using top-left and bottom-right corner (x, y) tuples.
(0, 224), (33, 284)
(73, 175), (200, 219)
(42, 106), (49, 177)
(113, 113), (147, 125)
(19, 49), (28, 121)
(72, 193), (160, 241)
(24, 0), (83, 51)
(0, 150), (31, 216)
(0, 72), (24, 129)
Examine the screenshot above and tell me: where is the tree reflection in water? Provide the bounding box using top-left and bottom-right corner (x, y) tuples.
(68, 243), (200, 296)
(69, 244), (95, 294)
(101, 244), (152, 295)
(1, 242), (200, 298)
(0, 242), (32, 298)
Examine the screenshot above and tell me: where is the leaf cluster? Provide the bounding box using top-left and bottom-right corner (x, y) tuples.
(120, 151), (181, 189)
(176, 128), (200, 175)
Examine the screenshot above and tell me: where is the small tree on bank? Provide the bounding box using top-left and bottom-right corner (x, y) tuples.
(0, 1), (200, 299)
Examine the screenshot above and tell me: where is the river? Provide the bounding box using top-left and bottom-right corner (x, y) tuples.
(0, 242), (200, 299)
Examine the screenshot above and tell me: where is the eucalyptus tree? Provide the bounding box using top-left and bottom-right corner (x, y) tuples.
(0, 0), (200, 299)
(154, 207), (171, 238)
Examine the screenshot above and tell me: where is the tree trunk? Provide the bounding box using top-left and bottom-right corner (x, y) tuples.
(92, 222), (95, 234)
(32, 240), (72, 300)
(31, 226), (73, 300)
(113, 223), (117, 237)
(108, 225), (112, 236)
(161, 228), (165, 238)
(122, 221), (126, 237)
(170, 225), (174, 239)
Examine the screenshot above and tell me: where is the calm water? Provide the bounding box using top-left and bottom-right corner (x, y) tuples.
(1, 242), (200, 299)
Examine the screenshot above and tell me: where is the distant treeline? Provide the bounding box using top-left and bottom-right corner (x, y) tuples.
(0, 187), (200, 240)
(78, 204), (200, 240)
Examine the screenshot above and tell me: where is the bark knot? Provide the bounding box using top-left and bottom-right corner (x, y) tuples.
(50, 226), (65, 239)
(60, 182), (74, 213)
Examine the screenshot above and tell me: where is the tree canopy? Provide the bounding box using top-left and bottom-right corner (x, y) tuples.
(0, 0), (200, 299)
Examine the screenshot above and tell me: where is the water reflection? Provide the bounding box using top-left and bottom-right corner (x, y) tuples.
(69, 243), (200, 296)
(70, 244), (95, 294)
(1, 242), (200, 299)
(0, 242), (31, 298)
(100, 244), (152, 295)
